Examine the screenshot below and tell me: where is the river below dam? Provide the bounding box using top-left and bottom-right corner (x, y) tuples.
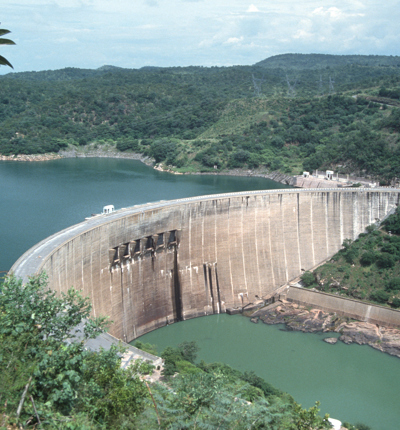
(1, 158), (399, 429)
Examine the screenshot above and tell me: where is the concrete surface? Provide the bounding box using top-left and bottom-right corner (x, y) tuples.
(11, 188), (400, 342)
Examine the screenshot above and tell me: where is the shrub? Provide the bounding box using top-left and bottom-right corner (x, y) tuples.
(150, 139), (177, 163)
(365, 225), (376, 234)
(390, 298), (400, 308)
(355, 423), (372, 430)
(228, 149), (251, 168)
(385, 277), (400, 292)
(161, 341), (199, 376)
(134, 341), (158, 356)
(360, 251), (375, 266)
(381, 243), (398, 255)
(176, 360), (203, 375)
(375, 253), (395, 269)
(301, 271), (316, 287)
(116, 139), (139, 152)
(370, 289), (389, 304)
(383, 207), (400, 234)
(344, 249), (358, 264)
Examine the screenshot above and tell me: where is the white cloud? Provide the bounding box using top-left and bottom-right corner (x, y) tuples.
(1, 0), (400, 74)
(247, 4), (259, 13)
(312, 7), (340, 19)
(311, 6), (364, 20)
(225, 36), (244, 44)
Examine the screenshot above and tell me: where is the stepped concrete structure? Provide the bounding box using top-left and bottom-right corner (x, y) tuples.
(11, 188), (400, 342)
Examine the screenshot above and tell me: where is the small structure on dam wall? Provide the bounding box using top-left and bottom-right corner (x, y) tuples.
(11, 188), (400, 343)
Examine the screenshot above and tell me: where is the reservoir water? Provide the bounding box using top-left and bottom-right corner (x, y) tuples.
(1, 158), (399, 429)
(138, 314), (400, 430)
(0, 158), (288, 272)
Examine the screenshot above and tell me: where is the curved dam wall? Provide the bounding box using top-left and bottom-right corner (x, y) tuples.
(11, 189), (400, 343)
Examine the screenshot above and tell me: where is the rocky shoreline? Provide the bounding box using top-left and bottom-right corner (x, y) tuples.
(247, 301), (400, 358)
(189, 168), (297, 186)
(58, 147), (155, 166)
(0, 153), (63, 162)
(1, 147), (297, 187)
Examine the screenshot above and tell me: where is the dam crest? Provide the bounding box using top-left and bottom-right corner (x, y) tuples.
(11, 188), (400, 341)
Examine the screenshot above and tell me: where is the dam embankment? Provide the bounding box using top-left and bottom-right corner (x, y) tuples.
(11, 188), (400, 343)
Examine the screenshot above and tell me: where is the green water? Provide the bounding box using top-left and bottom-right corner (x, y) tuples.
(137, 314), (400, 430)
(2, 158), (399, 429)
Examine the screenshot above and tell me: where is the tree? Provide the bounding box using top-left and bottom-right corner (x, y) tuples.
(385, 277), (400, 292)
(360, 251), (375, 266)
(375, 253), (395, 269)
(161, 341), (199, 376)
(0, 27), (15, 68)
(301, 271), (316, 287)
(177, 340), (199, 364)
(291, 401), (331, 430)
(0, 274), (149, 428)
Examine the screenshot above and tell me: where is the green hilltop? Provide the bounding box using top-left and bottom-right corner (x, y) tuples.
(1, 53), (399, 182)
(255, 53), (400, 69)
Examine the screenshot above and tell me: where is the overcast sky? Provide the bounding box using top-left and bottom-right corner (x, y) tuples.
(1, 0), (400, 74)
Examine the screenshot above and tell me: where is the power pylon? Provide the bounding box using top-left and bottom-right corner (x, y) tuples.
(286, 74), (297, 97)
(252, 73), (265, 97)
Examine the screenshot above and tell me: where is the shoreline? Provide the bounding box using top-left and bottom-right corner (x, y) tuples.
(0, 153), (63, 162)
(1, 147), (383, 189)
(0, 147), (297, 187)
(246, 301), (400, 358)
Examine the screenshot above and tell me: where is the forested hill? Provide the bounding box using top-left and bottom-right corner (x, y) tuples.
(255, 53), (400, 69)
(1, 54), (400, 183)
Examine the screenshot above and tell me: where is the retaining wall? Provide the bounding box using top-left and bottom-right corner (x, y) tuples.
(286, 286), (400, 328)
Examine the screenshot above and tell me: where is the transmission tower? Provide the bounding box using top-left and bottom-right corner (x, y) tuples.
(285, 74), (297, 97)
(329, 76), (335, 94)
(252, 73), (265, 97)
(318, 74), (325, 96)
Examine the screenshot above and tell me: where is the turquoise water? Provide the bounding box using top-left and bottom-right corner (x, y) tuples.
(137, 314), (400, 430)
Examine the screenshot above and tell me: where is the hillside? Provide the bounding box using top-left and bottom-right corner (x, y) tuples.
(1, 54), (400, 182)
(302, 207), (400, 309)
(255, 53), (400, 69)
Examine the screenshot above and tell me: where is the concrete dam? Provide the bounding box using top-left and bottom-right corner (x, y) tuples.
(11, 188), (400, 342)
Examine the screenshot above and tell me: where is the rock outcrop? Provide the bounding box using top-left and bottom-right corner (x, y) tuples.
(0, 153), (62, 162)
(250, 301), (400, 358)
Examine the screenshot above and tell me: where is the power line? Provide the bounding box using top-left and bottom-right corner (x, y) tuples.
(251, 73), (265, 97)
(329, 76), (335, 94)
(285, 74), (297, 97)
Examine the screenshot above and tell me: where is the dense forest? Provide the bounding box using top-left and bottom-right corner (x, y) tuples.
(1, 53), (400, 183)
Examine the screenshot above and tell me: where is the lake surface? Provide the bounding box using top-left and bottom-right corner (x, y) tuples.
(137, 314), (400, 430)
(0, 158), (288, 272)
(1, 158), (399, 430)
